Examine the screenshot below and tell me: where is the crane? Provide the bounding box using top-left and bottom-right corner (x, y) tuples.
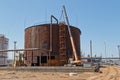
(62, 5), (82, 64)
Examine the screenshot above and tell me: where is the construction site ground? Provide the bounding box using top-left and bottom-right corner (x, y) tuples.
(0, 65), (120, 80)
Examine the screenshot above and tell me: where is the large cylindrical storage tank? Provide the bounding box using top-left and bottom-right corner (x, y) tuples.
(24, 23), (81, 66)
(0, 34), (8, 66)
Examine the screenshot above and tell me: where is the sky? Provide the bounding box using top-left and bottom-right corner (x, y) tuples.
(0, 0), (120, 59)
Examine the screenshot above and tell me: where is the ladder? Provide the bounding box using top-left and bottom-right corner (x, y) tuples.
(59, 23), (67, 65)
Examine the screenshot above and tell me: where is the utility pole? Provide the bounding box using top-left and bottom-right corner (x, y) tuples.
(90, 40), (92, 64)
(117, 45), (120, 60)
(104, 42), (107, 61)
(14, 41), (17, 62)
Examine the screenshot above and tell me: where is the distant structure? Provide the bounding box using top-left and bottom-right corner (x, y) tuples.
(0, 34), (9, 66)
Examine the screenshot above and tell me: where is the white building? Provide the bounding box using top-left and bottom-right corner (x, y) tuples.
(0, 34), (8, 66)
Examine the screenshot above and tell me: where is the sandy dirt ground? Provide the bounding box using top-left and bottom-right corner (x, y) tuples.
(0, 65), (120, 80)
(87, 65), (120, 80)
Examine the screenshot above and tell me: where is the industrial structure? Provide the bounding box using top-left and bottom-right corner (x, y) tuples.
(0, 34), (8, 66)
(24, 23), (81, 66)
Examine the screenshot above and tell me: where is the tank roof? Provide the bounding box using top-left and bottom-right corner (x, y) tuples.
(25, 23), (81, 34)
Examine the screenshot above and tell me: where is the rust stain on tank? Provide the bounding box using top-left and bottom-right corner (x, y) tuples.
(24, 24), (81, 66)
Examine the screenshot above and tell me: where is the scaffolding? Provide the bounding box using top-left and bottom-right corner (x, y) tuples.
(0, 34), (8, 66)
(59, 23), (67, 65)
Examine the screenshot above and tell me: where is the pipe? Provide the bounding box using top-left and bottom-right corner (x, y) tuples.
(0, 48), (50, 52)
(32, 51), (33, 66)
(50, 15), (58, 51)
(117, 45), (120, 60)
(49, 15), (58, 66)
(90, 40), (93, 64)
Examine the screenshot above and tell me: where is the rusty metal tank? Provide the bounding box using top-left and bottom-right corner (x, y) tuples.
(24, 23), (81, 66)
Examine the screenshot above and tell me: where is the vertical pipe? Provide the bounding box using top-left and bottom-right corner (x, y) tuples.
(49, 16), (52, 66)
(14, 41), (16, 62)
(40, 51), (41, 66)
(104, 42), (107, 61)
(117, 45), (120, 60)
(50, 15), (58, 51)
(50, 17), (52, 52)
(49, 15), (58, 66)
(90, 40), (92, 64)
(31, 51), (33, 66)
(50, 15), (58, 52)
